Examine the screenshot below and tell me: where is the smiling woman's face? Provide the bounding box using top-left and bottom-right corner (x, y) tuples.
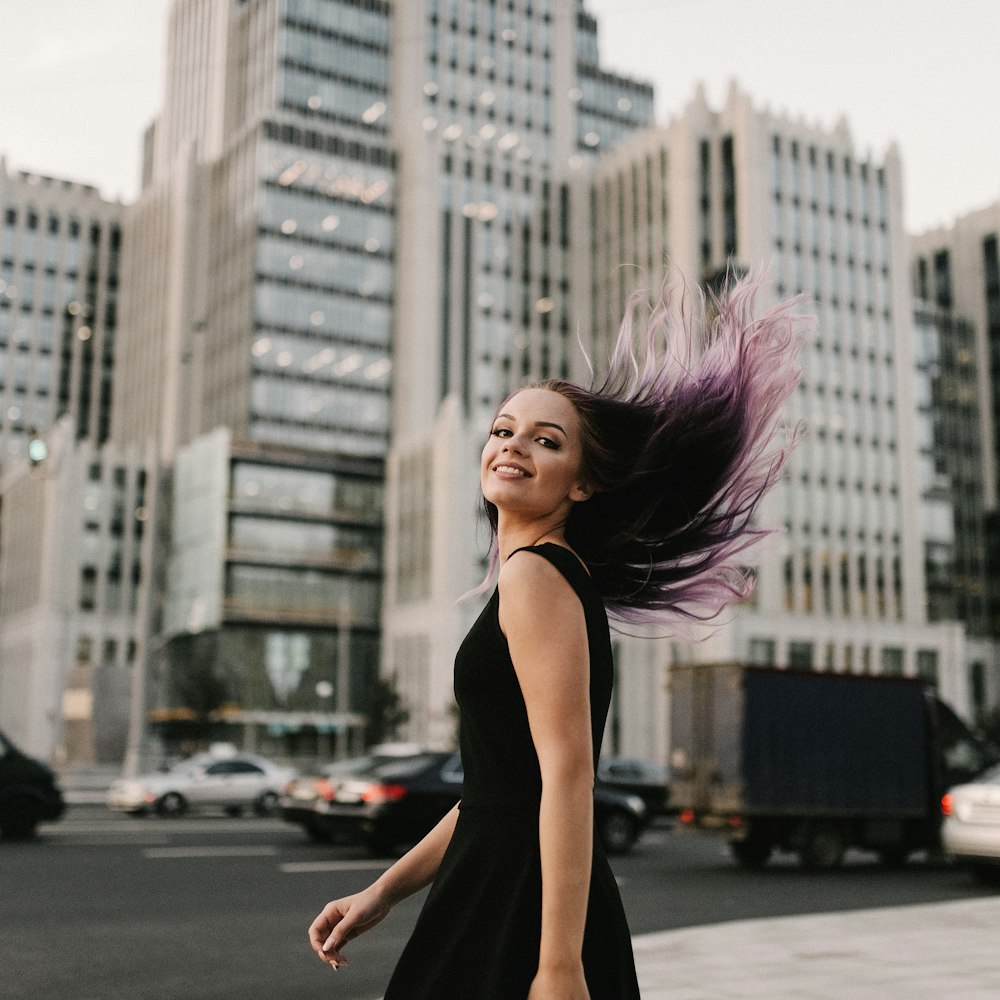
(480, 387), (591, 521)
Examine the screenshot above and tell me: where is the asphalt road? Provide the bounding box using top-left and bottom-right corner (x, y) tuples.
(3, 807), (997, 1000)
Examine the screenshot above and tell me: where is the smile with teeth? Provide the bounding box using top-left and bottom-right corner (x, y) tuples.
(494, 464), (530, 477)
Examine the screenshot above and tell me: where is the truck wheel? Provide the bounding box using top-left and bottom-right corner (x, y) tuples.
(877, 847), (909, 868)
(799, 822), (845, 869)
(731, 838), (773, 868)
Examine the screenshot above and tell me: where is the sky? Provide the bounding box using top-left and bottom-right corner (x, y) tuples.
(0, 0), (997, 233)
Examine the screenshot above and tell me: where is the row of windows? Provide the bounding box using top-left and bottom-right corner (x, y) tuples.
(773, 199), (889, 263)
(256, 234), (392, 297)
(285, 0), (390, 47)
(747, 637), (938, 682)
(259, 187), (393, 260)
(250, 418), (388, 460)
(281, 65), (390, 131)
(231, 461), (383, 520)
(0, 352), (55, 391)
(226, 564), (381, 624)
(254, 281), (391, 345)
(782, 550), (903, 620)
(251, 330), (389, 387)
(229, 515), (380, 570)
(250, 374), (389, 433)
(771, 136), (888, 222)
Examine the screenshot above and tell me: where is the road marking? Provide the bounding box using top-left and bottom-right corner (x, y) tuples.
(144, 846), (279, 859)
(280, 860), (393, 874)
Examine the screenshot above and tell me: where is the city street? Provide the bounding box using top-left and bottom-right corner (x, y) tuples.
(4, 806), (998, 1000)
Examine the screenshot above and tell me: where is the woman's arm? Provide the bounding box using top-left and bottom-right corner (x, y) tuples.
(500, 553), (594, 1000)
(308, 801), (460, 969)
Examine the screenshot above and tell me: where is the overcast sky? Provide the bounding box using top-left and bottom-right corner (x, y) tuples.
(1, 0), (997, 233)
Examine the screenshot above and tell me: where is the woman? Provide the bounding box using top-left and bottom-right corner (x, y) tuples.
(308, 276), (808, 998)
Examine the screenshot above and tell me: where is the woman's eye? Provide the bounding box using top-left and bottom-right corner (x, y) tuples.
(538, 437), (559, 449)
(491, 427), (511, 438)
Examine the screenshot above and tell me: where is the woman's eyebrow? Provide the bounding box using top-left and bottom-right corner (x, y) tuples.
(494, 414), (566, 435)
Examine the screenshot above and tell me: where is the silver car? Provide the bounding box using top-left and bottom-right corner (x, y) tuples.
(942, 762), (1000, 882)
(107, 752), (297, 817)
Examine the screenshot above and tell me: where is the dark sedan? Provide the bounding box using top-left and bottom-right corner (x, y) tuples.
(0, 730), (65, 840)
(281, 751), (648, 855)
(597, 757), (672, 818)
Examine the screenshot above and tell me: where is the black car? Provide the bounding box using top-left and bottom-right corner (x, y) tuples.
(281, 751), (648, 855)
(597, 757), (672, 818)
(0, 730), (65, 840)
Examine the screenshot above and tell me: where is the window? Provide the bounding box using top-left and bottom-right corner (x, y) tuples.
(788, 641), (814, 669)
(747, 638), (776, 666)
(880, 647), (904, 676)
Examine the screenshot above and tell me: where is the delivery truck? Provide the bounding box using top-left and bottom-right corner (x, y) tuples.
(668, 663), (994, 868)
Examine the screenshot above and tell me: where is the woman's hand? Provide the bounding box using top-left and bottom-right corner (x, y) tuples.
(527, 962), (591, 1000)
(308, 885), (391, 971)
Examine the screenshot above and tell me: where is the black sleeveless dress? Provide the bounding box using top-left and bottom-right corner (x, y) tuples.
(382, 543), (641, 1000)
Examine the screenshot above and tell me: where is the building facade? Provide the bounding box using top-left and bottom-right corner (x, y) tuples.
(0, 160), (123, 471)
(382, 0), (653, 745)
(114, 0), (400, 757)
(564, 84), (978, 755)
(912, 201), (1000, 714)
(0, 418), (155, 763)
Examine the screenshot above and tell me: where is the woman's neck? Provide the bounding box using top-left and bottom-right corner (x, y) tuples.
(496, 515), (568, 563)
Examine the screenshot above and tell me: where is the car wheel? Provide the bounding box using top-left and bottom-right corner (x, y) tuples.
(799, 822), (845, 869)
(304, 820), (333, 844)
(599, 809), (638, 855)
(0, 798), (39, 840)
(156, 792), (187, 817)
(254, 791), (279, 816)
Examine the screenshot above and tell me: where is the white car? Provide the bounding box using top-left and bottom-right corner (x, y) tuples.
(942, 762), (1000, 882)
(107, 752), (297, 817)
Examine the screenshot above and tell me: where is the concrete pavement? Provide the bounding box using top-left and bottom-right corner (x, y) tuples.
(633, 896), (1000, 999)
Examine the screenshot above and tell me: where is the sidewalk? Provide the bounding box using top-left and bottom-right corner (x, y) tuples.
(633, 896), (1000, 999)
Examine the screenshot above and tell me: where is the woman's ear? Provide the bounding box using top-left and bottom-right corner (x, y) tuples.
(570, 482), (593, 503)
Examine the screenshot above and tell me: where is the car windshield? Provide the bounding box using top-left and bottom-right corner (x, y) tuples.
(370, 755), (442, 779)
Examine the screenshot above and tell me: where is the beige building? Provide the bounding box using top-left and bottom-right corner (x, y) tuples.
(0, 159), (123, 470)
(382, 0), (653, 747)
(564, 84), (978, 752)
(912, 201), (1000, 713)
(0, 418), (156, 763)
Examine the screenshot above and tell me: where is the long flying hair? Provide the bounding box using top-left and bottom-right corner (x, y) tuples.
(480, 273), (810, 630)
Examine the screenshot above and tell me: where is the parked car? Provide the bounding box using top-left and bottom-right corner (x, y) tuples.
(106, 751), (297, 817)
(597, 757), (672, 817)
(281, 751), (649, 855)
(942, 763), (1000, 882)
(0, 730), (65, 840)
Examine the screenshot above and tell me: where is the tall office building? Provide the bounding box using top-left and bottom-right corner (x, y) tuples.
(913, 201), (1000, 712)
(115, 0), (401, 755)
(0, 162), (136, 764)
(564, 84), (976, 752)
(382, 1), (653, 743)
(0, 160), (123, 469)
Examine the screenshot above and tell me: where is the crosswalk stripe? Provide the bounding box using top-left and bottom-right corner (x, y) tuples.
(280, 860), (393, 873)
(144, 846), (279, 859)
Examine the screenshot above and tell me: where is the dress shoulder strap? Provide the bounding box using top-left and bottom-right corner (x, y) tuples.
(507, 543), (593, 600)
